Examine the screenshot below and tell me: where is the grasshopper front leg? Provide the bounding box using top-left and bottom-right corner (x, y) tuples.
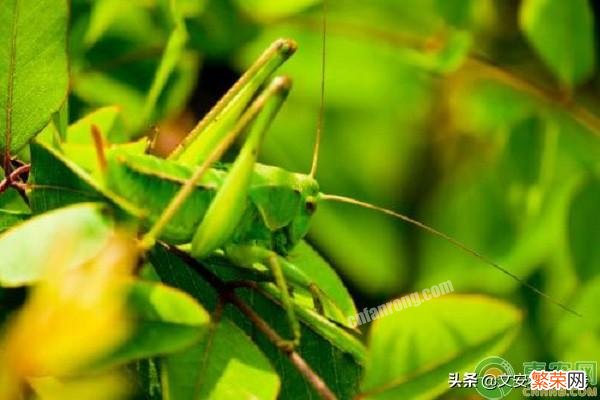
(140, 73), (302, 346)
(171, 39), (297, 166)
(190, 76), (292, 258)
(140, 39), (296, 248)
(187, 77), (304, 346)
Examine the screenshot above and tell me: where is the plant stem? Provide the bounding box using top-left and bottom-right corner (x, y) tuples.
(463, 56), (600, 136)
(0, 163), (30, 194)
(166, 245), (338, 400)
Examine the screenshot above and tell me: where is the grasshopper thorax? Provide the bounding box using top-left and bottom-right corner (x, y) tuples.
(243, 163), (319, 254)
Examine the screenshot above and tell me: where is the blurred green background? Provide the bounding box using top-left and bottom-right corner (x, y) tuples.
(67, 0), (600, 392)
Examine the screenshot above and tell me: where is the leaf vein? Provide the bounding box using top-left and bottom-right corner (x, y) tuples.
(3, 0), (19, 165)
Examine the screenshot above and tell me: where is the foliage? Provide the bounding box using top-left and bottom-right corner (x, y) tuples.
(0, 1), (599, 399)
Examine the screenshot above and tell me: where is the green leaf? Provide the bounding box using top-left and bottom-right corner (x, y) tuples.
(29, 374), (131, 400)
(163, 318), (280, 400)
(71, 71), (145, 135)
(60, 106), (150, 176)
(53, 100), (69, 141)
(67, 106), (125, 144)
(156, 51), (200, 120)
(503, 117), (544, 186)
(70, 1), (198, 139)
(60, 106), (125, 175)
(231, 0), (320, 20)
(287, 241), (357, 327)
(458, 82), (536, 134)
(568, 175), (600, 281)
(0, 209), (27, 233)
(359, 295), (521, 400)
(140, 20), (188, 126)
(160, 0), (207, 19)
(434, 0), (474, 28)
(96, 280), (211, 369)
(258, 278), (366, 362)
(417, 175), (523, 295)
(551, 276), (600, 361)
(311, 203), (409, 296)
(149, 245), (364, 399)
(0, 185), (29, 213)
(519, 0), (596, 86)
(0, 203), (113, 287)
(0, 0), (69, 153)
(84, 0), (124, 47)
(430, 30), (471, 74)
(29, 140), (142, 218)
(407, 30), (471, 74)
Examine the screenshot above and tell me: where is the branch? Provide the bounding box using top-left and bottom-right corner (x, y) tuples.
(0, 163), (30, 200)
(462, 56), (600, 136)
(287, 17), (600, 137)
(165, 245), (338, 400)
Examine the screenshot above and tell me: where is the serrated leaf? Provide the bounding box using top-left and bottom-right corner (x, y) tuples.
(163, 318), (280, 400)
(359, 295), (521, 400)
(568, 175), (600, 282)
(0, 0), (69, 153)
(520, 0), (596, 86)
(0, 203), (113, 287)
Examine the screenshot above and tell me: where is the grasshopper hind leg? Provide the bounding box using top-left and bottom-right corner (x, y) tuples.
(266, 253), (301, 350)
(308, 283), (325, 315)
(225, 245), (302, 349)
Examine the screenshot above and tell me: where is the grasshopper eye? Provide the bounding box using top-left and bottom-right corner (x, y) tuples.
(305, 199), (317, 214)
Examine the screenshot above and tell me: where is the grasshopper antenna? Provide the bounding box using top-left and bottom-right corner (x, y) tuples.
(320, 193), (582, 317)
(309, 0), (327, 178)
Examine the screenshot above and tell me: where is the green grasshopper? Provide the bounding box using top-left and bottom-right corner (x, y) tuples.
(28, 32), (578, 351)
(103, 39), (329, 347)
(86, 35), (578, 350)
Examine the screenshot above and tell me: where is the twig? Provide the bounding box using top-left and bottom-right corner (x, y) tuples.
(0, 163), (30, 194)
(229, 297), (337, 400)
(463, 56), (600, 136)
(166, 244), (338, 400)
(287, 17), (600, 138)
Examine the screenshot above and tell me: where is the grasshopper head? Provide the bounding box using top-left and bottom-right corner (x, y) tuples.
(286, 174), (320, 246)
